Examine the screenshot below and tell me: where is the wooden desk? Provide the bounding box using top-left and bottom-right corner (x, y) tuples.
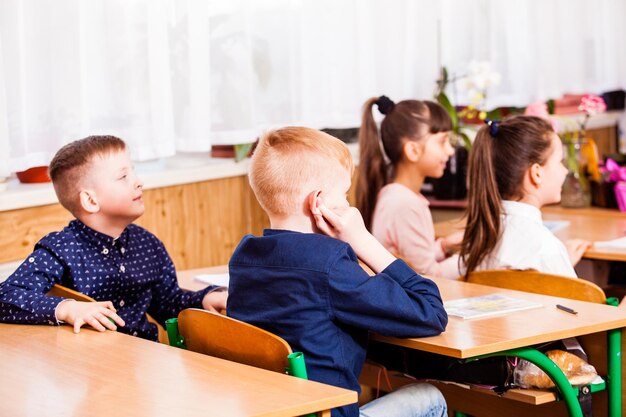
(180, 266), (626, 416)
(372, 276), (626, 358)
(0, 324), (356, 417)
(434, 206), (626, 262)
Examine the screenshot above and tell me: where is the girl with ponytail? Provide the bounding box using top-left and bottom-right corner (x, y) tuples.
(461, 115), (590, 278)
(357, 95), (464, 279)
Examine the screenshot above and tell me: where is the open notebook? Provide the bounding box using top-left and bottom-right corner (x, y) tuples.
(444, 293), (543, 320)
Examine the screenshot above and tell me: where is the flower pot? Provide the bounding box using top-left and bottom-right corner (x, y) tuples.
(16, 166), (51, 183)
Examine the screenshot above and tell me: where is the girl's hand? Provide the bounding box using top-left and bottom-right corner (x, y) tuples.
(56, 300), (125, 334)
(565, 239), (591, 266)
(441, 231), (464, 256)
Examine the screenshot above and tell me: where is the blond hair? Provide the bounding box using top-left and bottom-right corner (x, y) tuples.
(48, 135), (126, 216)
(249, 127), (353, 216)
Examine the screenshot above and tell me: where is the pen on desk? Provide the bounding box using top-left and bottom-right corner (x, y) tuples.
(556, 304), (578, 315)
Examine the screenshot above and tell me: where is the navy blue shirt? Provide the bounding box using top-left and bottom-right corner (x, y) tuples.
(228, 229), (448, 417)
(0, 219), (217, 341)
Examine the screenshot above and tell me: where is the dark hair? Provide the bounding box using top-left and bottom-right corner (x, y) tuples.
(49, 135), (126, 215)
(357, 96), (452, 229)
(460, 115), (555, 277)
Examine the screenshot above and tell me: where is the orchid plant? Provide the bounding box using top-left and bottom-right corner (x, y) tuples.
(434, 61), (502, 149)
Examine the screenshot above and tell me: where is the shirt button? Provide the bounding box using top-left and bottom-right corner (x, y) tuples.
(120, 247), (126, 254)
(120, 265), (126, 273)
(119, 300), (125, 307)
(102, 248), (109, 255)
(29, 257), (35, 263)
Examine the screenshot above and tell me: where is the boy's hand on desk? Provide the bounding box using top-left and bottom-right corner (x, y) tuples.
(565, 239), (591, 266)
(56, 300), (125, 334)
(202, 289), (228, 313)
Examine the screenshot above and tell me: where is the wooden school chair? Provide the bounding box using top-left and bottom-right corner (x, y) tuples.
(46, 284), (169, 344)
(440, 269), (615, 417)
(169, 308), (293, 373)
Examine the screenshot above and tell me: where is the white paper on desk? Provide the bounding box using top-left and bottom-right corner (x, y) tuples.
(543, 220), (570, 233)
(444, 293), (543, 320)
(594, 236), (626, 250)
(193, 273), (230, 287)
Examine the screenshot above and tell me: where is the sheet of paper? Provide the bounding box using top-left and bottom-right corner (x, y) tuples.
(594, 236), (626, 250)
(444, 293), (543, 320)
(193, 273), (230, 287)
(543, 220), (570, 233)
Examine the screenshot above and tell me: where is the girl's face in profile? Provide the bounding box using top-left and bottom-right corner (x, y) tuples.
(537, 132), (568, 206)
(415, 131), (455, 179)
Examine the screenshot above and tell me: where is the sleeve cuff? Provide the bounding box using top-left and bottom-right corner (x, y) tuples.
(381, 258), (420, 286)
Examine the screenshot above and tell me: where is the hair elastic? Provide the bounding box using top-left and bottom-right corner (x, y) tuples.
(485, 118), (500, 137)
(376, 95), (395, 115)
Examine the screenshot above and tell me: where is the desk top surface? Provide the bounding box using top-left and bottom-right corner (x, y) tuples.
(179, 266), (626, 359)
(434, 205), (626, 262)
(0, 323), (356, 417)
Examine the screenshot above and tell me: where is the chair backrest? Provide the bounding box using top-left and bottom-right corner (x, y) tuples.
(177, 308), (292, 373)
(47, 284), (96, 302)
(466, 270), (606, 304)
(47, 284), (169, 343)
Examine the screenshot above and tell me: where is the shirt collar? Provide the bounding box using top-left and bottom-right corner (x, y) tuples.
(71, 219), (130, 250)
(501, 200), (543, 225)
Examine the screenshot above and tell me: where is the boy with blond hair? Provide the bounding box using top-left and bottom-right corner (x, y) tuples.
(0, 135), (227, 340)
(227, 127), (448, 417)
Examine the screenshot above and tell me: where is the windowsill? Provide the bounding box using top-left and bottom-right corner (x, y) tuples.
(0, 143), (360, 212)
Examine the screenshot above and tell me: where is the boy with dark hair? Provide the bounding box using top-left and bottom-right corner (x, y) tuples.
(0, 135), (226, 340)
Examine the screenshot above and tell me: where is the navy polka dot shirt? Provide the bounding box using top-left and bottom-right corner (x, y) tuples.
(0, 219), (218, 341)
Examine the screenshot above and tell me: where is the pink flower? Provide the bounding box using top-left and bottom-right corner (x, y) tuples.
(578, 94), (607, 115)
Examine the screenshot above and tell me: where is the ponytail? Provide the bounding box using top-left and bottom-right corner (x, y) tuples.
(461, 127), (502, 277)
(460, 115), (555, 277)
(357, 97), (388, 230)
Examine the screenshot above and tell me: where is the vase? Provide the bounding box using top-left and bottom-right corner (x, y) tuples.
(560, 139), (591, 208)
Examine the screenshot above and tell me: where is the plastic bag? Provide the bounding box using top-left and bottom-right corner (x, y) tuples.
(513, 350), (599, 389)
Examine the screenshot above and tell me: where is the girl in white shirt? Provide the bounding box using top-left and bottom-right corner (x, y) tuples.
(357, 96), (464, 279)
(460, 115), (590, 278)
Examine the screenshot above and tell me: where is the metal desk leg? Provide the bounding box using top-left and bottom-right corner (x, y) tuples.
(608, 328), (622, 417)
(474, 347), (583, 417)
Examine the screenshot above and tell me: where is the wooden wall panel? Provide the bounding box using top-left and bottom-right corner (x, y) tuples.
(0, 176), (269, 270)
(0, 204), (73, 264)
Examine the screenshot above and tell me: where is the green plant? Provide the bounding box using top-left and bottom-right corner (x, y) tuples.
(434, 67), (472, 149)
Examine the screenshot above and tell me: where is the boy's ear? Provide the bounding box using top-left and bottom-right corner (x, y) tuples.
(79, 189), (100, 214)
(529, 163), (542, 187)
(308, 190), (322, 215)
(402, 140), (422, 162)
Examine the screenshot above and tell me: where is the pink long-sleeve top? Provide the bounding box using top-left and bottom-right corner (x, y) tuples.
(371, 183), (463, 279)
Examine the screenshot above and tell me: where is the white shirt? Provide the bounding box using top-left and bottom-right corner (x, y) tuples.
(477, 200), (577, 278)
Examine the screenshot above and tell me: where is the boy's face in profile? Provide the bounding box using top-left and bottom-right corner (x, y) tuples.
(86, 150), (145, 222)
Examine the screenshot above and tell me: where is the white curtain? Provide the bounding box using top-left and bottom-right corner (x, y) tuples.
(1, 0), (625, 175)
(441, 0), (626, 108)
